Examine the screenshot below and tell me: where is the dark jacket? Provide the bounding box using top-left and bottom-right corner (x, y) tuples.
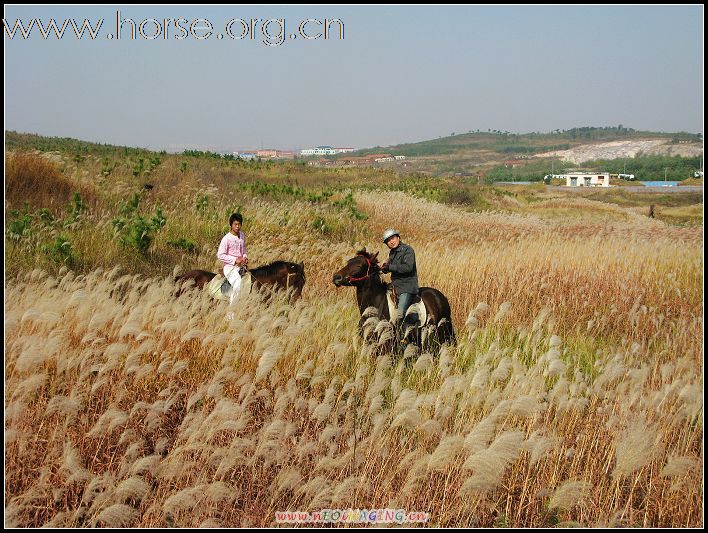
(384, 242), (419, 294)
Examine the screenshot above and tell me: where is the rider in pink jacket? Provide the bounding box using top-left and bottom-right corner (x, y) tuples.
(217, 213), (248, 305)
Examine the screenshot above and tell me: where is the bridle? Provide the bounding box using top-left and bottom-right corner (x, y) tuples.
(347, 254), (375, 283)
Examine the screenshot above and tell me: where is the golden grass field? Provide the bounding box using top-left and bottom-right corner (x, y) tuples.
(4, 148), (703, 527)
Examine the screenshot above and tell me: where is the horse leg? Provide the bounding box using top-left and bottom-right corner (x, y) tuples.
(436, 318), (456, 345)
(289, 283), (304, 304)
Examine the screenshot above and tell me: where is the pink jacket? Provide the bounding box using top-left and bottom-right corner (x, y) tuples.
(217, 231), (248, 269)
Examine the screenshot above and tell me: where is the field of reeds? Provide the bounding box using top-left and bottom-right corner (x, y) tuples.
(4, 141), (703, 527)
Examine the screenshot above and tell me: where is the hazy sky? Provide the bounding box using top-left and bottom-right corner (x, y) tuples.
(4, 5), (704, 152)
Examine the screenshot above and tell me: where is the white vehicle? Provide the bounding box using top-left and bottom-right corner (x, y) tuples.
(694, 171), (703, 178)
(618, 173), (635, 180)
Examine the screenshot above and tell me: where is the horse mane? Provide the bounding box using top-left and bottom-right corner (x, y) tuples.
(356, 249), (380, 264)
(249, 260), (304, 277)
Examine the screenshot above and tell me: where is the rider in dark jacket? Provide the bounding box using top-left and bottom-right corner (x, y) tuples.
(381, 229), (419, 329)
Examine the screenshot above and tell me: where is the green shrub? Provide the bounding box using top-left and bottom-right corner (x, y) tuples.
(168, 237), (197, 254)
(196, 195), (210, 213)
(37, 208), (54, 225)
(7, 210), (32, 240)
(66, 192), (87, 223)
(112, 192), (166, 254)
(132, 158), (145, 177)
(46, 234), (75, 266)
(311, 216), (334, 234)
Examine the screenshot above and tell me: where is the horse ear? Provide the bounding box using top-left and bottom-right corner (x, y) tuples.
(299, 261), (304, 271)
(373, 252), (379, 261)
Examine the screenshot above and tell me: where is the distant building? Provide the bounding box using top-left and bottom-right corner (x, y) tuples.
(301, 146), (334, 156)
(300, 146), (356, 156)
(338, 156), (376, 165)
(308, 157), (337, 167)
(363, 154), (390, 162)
(547, 172), (611, 187)
(338, 153), (407, 166)
(255, 149), (296, 159)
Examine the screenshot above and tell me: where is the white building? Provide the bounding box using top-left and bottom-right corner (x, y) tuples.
(300, 146), (355, 156)
(301, 146), (334, 156)
(545, 172), (611, 187)
(233, 152), (257, 160)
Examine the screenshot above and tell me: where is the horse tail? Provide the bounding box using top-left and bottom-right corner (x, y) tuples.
(438, 293), (456, 345)
(173, 274), (186, 297)
(421, 287), (456, 346)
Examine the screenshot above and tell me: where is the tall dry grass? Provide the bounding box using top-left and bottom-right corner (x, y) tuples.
(5, 239), (702, 527)
(5, 151), (97, 211)
(4, 170), (703, 526)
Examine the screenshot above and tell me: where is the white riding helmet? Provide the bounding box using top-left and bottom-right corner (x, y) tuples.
(382, 228), (399, 243)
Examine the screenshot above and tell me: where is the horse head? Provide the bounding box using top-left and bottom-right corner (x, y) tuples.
(285, 261), (306, 296)
(332, 249), (380, 287)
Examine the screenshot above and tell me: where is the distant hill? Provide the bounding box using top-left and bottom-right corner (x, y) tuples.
(345, 127), (702, 176)
(5, 130), (156, 157)
(6, 128), (703, 182)
(353, 127), (701, 158)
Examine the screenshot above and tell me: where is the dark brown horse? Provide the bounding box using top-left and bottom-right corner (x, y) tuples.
(332, 249), (455, 347)
(175, 261), (305, 303)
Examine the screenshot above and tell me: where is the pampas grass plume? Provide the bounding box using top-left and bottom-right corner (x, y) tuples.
(548, 480), (593, 510)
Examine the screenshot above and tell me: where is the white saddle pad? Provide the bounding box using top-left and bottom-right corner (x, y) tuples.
(206, 273), (252, 302)
(386, 288), (427, 326)
(206, 274), (229, 301)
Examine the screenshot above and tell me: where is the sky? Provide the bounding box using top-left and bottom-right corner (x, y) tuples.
(4, 5), (704, 152)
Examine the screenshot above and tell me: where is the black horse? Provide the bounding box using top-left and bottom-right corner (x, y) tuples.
(332, 249), (455, 348)
(175, 261), (305, 303)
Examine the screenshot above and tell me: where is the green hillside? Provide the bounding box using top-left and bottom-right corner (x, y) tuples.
(352, 127), (702, 158)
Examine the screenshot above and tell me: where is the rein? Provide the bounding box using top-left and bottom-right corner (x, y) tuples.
(243, 264), (303, 291)
(286, 271), (301, 289)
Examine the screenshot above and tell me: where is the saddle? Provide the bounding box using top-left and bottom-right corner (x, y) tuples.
(206, 272), (252, 302)
(385, 286), (426, 328)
